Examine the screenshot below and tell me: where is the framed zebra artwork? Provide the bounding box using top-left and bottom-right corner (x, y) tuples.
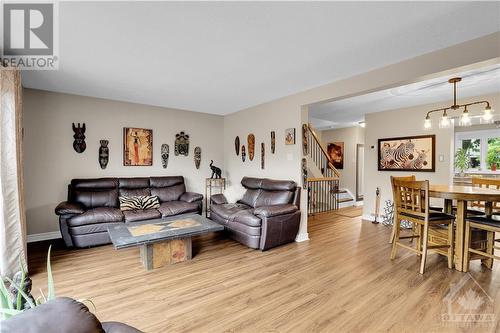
(378, 135), (435, 172)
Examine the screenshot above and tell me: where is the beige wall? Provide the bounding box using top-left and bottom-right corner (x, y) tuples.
(23, 89), (224, 235)
(363, 92), (500, 220)
(320, 126), (365, 196)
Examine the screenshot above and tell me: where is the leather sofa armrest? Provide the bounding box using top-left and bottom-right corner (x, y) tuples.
(254, 204), (298, 218)
(210, 193), (227, 205)
(180, 192), (203, 203)
(55, 201), (85, 215)
(211, 194), (228, 205)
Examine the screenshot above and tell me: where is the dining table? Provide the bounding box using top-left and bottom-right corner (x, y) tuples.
(429, 184), (500, 272)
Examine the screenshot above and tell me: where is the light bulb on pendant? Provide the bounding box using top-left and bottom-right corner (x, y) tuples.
(424, 115), (432, 129)
(482, 105), (493, 122)
(439, 110), (450, 129)
(460, 106), (471, 127)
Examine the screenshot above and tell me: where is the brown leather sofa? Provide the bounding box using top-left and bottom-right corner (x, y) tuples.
(55, 176), (203, 248)
(1, 297), (142, 333)
(210, 177), (301, 250)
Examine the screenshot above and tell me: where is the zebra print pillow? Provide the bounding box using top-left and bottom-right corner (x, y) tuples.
(119, 196), (160, 211)
(140, 195), (160, 210)
(119, 196), (142, 211)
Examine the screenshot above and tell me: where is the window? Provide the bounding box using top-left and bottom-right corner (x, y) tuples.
(455, 129), (500, 172)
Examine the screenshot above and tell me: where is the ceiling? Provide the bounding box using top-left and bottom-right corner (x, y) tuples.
(309, 64), (500, 129)
(22, 2), (500, 115)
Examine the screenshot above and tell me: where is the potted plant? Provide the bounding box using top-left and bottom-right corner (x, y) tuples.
(454, 148), (470, 177)
(0, 246), (55, 320)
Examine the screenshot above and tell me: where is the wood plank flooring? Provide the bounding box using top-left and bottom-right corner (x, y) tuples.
(28, 208), (500, 332)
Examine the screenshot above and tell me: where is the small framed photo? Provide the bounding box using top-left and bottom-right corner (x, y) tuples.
(285, 128), (296, 145)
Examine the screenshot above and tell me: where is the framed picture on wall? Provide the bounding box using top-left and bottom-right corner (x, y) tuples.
(378, 134), (435, 172)
(327, 142), (344, 169)
(123, 127), (153, 166)
(285, 128), (296, 145)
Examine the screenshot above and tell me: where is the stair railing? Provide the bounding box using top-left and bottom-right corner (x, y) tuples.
(306, 124), (340, 178)
(307, 177), (339, 214)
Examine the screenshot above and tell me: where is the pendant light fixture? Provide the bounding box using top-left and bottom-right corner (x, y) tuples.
(423, 77), (493, 129)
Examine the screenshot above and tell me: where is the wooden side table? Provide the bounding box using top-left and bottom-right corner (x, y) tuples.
(205, 178), (226, 218)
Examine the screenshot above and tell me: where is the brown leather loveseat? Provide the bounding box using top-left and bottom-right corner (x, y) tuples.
(55, 176), (203, 248)
(210, 177), (301, 250)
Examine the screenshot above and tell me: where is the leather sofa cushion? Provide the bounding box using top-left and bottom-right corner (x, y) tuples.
(69, 207), (123, 227)
(180, 192), (203, 203)
(71, 178), (118, 190)
(119, 177), (149, 189)
(238, 189), (261, 208)
(123, 209), (161, 223)
(211, 203), (251, 220)
(158, 201), (198, 217)
(229, 219), (261, 236)
(150, 176), (184, 188)
(241, 177), (296, 191)
(152, 183), (186, 202)
(261, 179), (296, 191)
(119, 188), (151, 197)
(73, 189), (118, 209)
(254, 191), (293, 207)
(0, 297), (105, 333)
(232, 210), (262, 227)
(70, 222), (123, 236)
(241, 177), (264, 189)
(254, 204), (298, 217)
(119, 178), (151, 197)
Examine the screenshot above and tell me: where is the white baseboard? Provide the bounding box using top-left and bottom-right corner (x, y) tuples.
(27, 231), (62, 243)
(362, 214), (378, 222)
(355, 200), (364, 207)
(295, 232), (309, 242)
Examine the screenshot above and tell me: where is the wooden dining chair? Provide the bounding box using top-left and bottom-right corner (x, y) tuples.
(464, 215), (500, 271)
(390, 179), (455, 274)
(471, 177), (500, 214)
(389, 175), (443, 244)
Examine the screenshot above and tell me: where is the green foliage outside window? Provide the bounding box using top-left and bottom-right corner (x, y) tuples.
(487, 137), (500, 169)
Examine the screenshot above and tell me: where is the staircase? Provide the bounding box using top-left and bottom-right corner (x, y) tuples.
(305, 124), (342, 215)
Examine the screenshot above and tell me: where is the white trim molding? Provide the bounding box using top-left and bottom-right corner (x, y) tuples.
(27, 231), (62, 243)
(295, 232), (309, 242)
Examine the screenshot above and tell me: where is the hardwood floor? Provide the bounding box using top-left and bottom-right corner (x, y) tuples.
(28, 208), (500, 332)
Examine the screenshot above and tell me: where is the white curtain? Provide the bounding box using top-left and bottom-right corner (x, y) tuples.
(0, 67), (27, 277)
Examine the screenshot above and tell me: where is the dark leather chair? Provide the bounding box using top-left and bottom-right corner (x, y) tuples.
(0, 297), (142, 333)
(55, 176), (203, 248)
(210, 177), (301, 250)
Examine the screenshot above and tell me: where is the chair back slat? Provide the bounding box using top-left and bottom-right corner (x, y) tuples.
(471, 177), (500, 212)
(392, 178), (429, 219)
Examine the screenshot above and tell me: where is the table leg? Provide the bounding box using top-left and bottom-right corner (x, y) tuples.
(482, 201), (494, 268)
(444, 199), (452, 214)
(455, 200), (467, 272)
(140, 238), (192, 270)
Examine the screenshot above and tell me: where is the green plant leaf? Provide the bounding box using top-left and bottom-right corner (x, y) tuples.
(16, 268), (26, 311)
(47, 245), (55, 301)
(0, 308), (23, 317)
(0, 279), (14, 320)
(4, 277), (35, 309)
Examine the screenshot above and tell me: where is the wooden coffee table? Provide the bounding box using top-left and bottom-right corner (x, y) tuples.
(107, 214), (224, 270)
